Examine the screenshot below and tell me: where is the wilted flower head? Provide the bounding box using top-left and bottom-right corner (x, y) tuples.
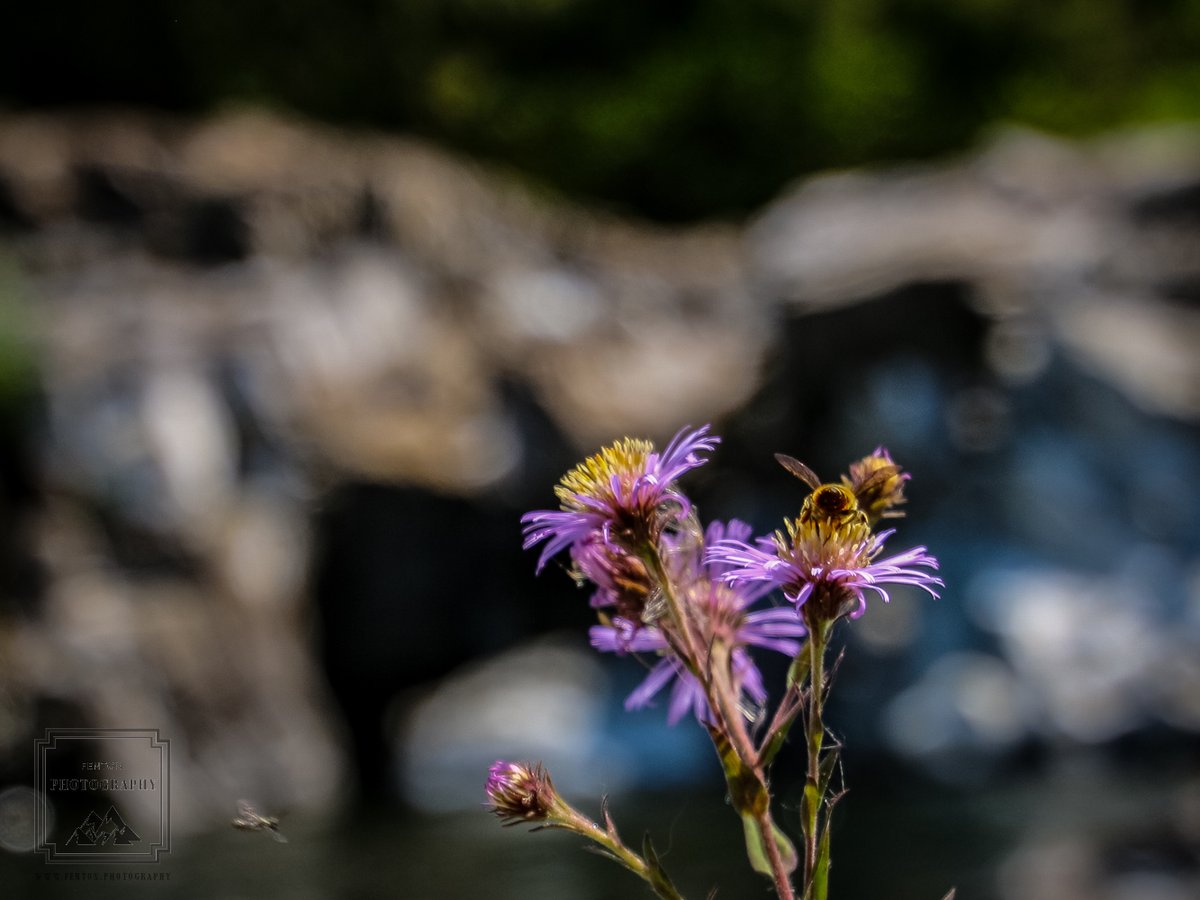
(570, 533), (657, 624)
(521, 425), (718, 572)
(591, 520), (807, 725)
(485, 761), (562, 826)
(709, 451), (941, 624)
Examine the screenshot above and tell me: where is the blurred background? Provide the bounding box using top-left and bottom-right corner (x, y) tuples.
(1, 2), (1199, 898)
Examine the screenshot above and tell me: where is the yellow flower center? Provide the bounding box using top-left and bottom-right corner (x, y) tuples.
(554, 437), (654, 511)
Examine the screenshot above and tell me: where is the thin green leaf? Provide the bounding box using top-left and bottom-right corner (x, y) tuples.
(803, 783), (821, 824)
(704, 722), (739, 773)
(740, 814), (773, 876)
(786, 644), (813, 690)
(821, 648), (846, 703)
(601, 796), (619, 841)
(817, 746), (841, 798)
(771, 820), (799, 874)
(812, 818), (832, 900)
(642, 832), (682, 898)
(705, 721), (762, 814)
(741, 813), (798, 878)
(719, 751), (768, 817)
(583, 844), (625, 866)
(759, 693), (803, 768)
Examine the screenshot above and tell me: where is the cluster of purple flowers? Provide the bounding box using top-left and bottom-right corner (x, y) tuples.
(521, 425), (942, 725)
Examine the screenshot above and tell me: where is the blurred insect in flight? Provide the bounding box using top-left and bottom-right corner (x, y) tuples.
(232, 799), (288, 843)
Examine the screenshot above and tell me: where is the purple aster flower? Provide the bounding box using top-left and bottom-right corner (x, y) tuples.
(521, 425), (719, 572)
(709, 513), (942, 621)
(710, 450), (942, 622)
(589, 520), (807, 725)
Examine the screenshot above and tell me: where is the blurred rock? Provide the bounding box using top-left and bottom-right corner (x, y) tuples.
(0, 110), (1199, 825)
(751, 125), (1200, 418)
(395, 637), (617, 814)
(996, 764), (1200, 900)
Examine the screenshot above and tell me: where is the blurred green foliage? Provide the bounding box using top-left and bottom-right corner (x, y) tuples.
(4, 0), (1200, 220)
(0, 259), (38, 478)
(0, 260), (35, 406)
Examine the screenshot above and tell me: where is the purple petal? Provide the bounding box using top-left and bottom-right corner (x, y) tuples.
(732, 649), (767, 705)
(787, 583), (814, 607)
(667, 675), (704, 725)
(521, 509), (600, 572)
(625, 659), (678, 711)
(656, 424), (720, 484)
(590, 623), (667, 654)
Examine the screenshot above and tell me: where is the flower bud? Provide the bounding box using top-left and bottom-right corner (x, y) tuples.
(842, 447), (908, 524)
(485, 761), (561, 825)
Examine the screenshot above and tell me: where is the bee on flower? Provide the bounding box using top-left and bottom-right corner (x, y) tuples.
(708, 448), (942, 626)
(501, 433), (946, 900)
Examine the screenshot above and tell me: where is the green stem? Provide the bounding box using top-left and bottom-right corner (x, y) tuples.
(647, 546), (795, 900)
(707, 640), (766, 781)
(802, 622), (829, 898)
(645, 547), (764, 778)
(710, 643), (795, 900)
(561, 808), (685, 900)
(642, 547), (705, 675)
(756, 808), (798, 900)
